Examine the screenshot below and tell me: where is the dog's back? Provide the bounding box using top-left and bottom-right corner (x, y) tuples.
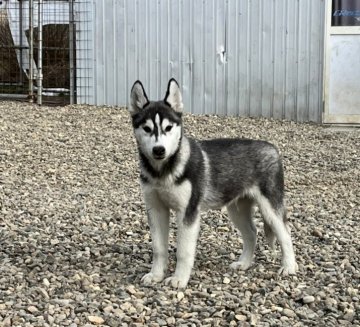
(199, 138), (284, 210)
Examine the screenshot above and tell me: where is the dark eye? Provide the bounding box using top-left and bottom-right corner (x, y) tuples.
(165, 125), (173, 132)
(143, 126), (151, 133)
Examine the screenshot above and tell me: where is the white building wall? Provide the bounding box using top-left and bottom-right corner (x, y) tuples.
(77, 0), (325, 122)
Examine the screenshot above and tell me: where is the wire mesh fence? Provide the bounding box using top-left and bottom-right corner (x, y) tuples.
(0, 0), (90, 105)
(73, 0), (92, 105)
(0, 0), (27, 97)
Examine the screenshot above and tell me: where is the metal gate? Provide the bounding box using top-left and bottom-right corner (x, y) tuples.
(0, 0), (76, 105)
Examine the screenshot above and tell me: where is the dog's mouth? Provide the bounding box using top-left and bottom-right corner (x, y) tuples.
(153, 154), (166, 160)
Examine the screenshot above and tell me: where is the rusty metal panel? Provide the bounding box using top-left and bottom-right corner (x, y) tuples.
(79, 0), (326, 122)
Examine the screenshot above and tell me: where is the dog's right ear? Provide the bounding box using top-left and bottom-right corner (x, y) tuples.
(129, 81), (149, 115)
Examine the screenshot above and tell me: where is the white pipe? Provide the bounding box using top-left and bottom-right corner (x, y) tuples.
(34, 87), (70, 93)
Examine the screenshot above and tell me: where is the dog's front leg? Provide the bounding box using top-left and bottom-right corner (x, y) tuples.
(164, 210), (201, 289)
(141, 193), (170, 285)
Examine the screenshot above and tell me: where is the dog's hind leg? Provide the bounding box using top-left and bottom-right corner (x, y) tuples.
(256, 194), (297, 275)
(264, 222), (276, 251)
(228, 198), (257, 271)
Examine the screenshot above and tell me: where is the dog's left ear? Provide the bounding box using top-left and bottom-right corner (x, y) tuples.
(129, 80), (149, 115)
(164, 79), (183, 112)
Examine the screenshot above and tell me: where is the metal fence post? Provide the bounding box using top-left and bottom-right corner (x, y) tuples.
(19, 0), (24, 86)
(37, 0), (43, 105)
(28, 0), (34, 102)
(69, 0), (75, 104)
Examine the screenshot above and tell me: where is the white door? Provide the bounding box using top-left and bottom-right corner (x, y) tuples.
(324, 0), (360, 124)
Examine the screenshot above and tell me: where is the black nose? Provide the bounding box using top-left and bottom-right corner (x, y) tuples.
(153, 146), (165, 158)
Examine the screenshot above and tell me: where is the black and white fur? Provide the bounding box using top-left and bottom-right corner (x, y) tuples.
(128, 79), (298, 288)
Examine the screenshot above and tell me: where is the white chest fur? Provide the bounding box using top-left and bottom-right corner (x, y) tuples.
(142, 179), (192, 212)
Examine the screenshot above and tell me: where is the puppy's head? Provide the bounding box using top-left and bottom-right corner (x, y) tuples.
(128, 79), (183, 163)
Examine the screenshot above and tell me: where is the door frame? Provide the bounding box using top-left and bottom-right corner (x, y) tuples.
(323, 0), (360, 124)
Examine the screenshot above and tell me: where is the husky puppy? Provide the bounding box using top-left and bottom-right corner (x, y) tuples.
(128, 79), (297, 288)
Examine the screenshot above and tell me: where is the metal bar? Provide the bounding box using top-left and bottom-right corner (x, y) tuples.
(28, 0), (34, 102)
(69, 0), (75, 104)
(19, 0), (24, 85)
(37, 0), (43, 105)
(0, 83), (24, 86)
(0, 94), (28, 99)
(0, 46), (69, 51)
(0, 45), (31, 50)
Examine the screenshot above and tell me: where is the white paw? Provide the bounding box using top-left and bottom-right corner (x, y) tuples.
(164, 275), (189, 289)
(141, 272), (164, 285)
(278, 262), (298, 276)
(230, 259), (252, 271)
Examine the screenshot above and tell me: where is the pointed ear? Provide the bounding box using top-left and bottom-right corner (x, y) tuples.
(164, 78), (183, 112)
(129, 80), (149, 115)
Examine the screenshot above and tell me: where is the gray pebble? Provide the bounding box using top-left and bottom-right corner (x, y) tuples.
(302, 295), (315, 304)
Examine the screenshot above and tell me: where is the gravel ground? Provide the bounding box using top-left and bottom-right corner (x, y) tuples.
(0, 101), (359, 327)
